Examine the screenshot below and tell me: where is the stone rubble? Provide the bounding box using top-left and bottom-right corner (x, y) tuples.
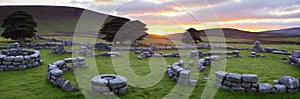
(49, 44), (73, 55)
(81, 42), (90, 48)
(100, 52), (121, 57)
(92, 43), (110, 50)
(78, 46), (96, 57)
(46, 57), (87, 91)
(60, 40), (74, 46)
(197, 56), (221, 72)
(250, 52), (264, 58)
(187, 50), (241, 59)
(137, 52), (180, 59)
(288, 50), (300, 68)
(166, 60), (197, 86)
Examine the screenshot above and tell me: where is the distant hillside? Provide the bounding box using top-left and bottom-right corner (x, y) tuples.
(263, 27), (300, 35)
(166, 28), (291, 40)
(163, 28), (300, 44)
(0, 5), (128, 36)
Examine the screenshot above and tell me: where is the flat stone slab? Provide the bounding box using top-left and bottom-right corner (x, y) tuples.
(242, 74), (258, 83)
(226, 73), (242, 83)
(50, 69), (63, 76)
(52, 60), (66, 66)
(258, 83), (273, 93)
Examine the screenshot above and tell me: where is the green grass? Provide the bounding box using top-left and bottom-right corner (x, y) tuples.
(0, 41), (300, 99)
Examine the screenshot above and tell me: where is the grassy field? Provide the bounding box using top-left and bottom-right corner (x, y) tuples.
(0, 39), (299, 99)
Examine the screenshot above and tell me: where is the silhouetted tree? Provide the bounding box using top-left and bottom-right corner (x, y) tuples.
(1, 11), (37, 42)
(181, 28), (202, 44)
(99, 18), (148, 44)
(114, 20), (148, 44)
(99, 18), (129, 44)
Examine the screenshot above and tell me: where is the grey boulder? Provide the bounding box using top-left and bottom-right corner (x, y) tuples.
(279, 76), (299, 89)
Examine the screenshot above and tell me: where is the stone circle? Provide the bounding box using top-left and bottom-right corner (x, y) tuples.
(90, 74), (128, 95)
(0, 43), (42, 71)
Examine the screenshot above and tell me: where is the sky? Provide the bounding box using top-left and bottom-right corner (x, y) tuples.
(1, 0), (300, 35)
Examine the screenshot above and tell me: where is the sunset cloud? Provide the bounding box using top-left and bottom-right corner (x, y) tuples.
(0, 0), (299, 34)
(219, 18), (300, 24)
(268, 5), (300, 16)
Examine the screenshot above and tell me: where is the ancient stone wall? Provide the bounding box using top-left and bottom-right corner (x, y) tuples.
(49, 44), (73, 54)
(215, 71), (300, 93)
(137, 52), (179, 59)
(78, 46), (96, 57)
(46, 57), (87, 91)
(289, 50), (300, 68)
(0, 48), (42, 71)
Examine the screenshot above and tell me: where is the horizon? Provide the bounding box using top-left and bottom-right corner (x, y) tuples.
(0, 0), (299, 35)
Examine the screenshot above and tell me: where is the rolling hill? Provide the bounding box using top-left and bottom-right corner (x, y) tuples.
(263, 27), (300, 35)
(0, 5), (127, 36)
(165, 28), (300, 44)
(166, 28), (293, 40)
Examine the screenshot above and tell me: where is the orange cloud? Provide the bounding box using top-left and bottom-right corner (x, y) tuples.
(94, 0), (114, 2)
(124, 10), (187, 17)
(219, 18), (300, 24)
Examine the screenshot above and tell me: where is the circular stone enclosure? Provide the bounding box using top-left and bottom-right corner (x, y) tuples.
(90, 74), (128, 95)
(0, 48), (42, 71)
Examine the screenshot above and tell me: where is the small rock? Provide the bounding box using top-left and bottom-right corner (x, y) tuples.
(50, 69), (63, 76)
(62, 80), (74, 91)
